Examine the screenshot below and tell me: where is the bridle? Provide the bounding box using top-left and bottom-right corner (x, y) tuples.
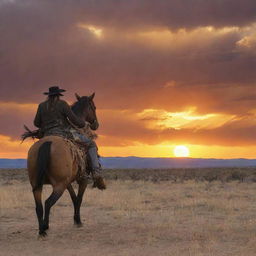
(83, 97), (98, 130)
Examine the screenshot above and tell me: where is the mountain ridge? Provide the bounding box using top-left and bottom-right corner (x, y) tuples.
(1, 157), (256, 169)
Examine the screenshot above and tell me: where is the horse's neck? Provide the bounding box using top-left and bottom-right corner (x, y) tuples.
(71, 103), (87, 122)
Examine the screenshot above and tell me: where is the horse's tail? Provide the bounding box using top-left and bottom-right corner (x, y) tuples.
(33, 141), (52, 192)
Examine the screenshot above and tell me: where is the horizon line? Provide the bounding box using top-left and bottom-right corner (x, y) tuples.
(1, 157), (256, 160)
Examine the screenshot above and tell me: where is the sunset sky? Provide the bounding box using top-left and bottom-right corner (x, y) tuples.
(1, 0), (256, 159)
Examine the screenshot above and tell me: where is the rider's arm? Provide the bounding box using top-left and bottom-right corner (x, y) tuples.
(61, 101), (85, 128)
(34, 104), (41, 128)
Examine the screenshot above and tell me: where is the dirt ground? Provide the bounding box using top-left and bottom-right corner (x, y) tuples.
(0, 169), (256, 256)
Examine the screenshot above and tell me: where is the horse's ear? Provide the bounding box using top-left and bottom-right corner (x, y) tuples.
(75, 93), (81, 101)
(89, 92), (95, 100)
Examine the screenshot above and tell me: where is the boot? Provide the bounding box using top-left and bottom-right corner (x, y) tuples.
(87, 146), (106, 190)
(91, 168), (106, 190)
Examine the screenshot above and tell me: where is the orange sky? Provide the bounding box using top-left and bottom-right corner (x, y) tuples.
(1, 1), (256, 159)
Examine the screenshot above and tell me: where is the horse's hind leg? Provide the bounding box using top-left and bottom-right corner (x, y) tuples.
(33, 189), (46, 236)
(43, 185), (65, 232)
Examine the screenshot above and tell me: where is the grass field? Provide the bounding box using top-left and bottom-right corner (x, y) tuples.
(0, 168), (256, 256)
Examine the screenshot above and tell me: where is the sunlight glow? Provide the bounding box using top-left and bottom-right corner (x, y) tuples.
(174, 145), (190, 157)
(130, 26), (240, 48)
(0, 101), (37, 112)
(138, 108), (235, 130)
(236, 34), (256, 48)
(0, 135), (33, 158)
(77, 23), (103, 38)
(87, 26), (103, 38)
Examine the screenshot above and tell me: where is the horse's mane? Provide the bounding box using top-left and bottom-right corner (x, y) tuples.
(71, 97), (90, 117)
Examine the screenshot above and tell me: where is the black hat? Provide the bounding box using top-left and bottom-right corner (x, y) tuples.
(44, 86), (66, 96)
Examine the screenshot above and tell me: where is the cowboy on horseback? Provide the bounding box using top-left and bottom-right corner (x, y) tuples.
(33, 86), (106, 190)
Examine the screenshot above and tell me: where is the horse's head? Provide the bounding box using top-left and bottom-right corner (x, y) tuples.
(71, 92), (99, 130)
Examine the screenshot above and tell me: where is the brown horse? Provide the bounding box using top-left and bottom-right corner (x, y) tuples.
(27, 93), (99, 236)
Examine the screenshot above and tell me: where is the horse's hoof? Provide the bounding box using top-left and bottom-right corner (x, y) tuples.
(42, 224), (49, 231)
(38, 231), (47, 239)
(74, 222), (83, 228)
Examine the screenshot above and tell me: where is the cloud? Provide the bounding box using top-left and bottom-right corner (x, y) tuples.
(5, 0), (254, 31)
(1, 0), (256, 156)
(1, 101), (256, 158)
(0, 1), (256, 106)
(96, 108), (256, 147)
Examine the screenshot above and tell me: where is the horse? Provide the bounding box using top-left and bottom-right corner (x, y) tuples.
(27, 92), (98, 236)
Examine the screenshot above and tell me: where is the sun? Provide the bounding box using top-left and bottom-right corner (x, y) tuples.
(174, 145), (190, 157)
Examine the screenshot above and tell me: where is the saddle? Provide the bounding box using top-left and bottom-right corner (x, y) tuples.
(64, 139), (89, 180)
(21, 126), (90, 181)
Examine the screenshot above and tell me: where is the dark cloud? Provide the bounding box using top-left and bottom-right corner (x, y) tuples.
(0, 104), (36, 139)
(3, 0), (254, 30)
(85, 0), (256, 30)
(0, 1), (255, 108)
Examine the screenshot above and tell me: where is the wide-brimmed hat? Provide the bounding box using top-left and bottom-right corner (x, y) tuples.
(43, 86), (66, 96)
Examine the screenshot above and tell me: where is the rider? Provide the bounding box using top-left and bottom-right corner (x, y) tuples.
(33, 86), (106, 190)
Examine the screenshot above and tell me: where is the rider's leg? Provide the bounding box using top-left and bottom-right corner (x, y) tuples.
(87, 141), (100, 175)
(87, 141), (106, 190)
(76, 133), (106, 190)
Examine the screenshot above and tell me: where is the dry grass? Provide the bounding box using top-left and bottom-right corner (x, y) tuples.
(103, 167), (256, 183)
(0, 169), (256, 255)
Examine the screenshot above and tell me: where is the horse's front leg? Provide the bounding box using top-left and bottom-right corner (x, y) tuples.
(74, 180), (87, 226)
(67, 183), (79, 224)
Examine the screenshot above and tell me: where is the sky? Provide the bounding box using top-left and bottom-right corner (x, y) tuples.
(1, 0), (256, 159)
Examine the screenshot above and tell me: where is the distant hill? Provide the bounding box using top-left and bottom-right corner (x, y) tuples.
(101, 157), (256, 169)
(1, 157), (256, 169)
(0, 159), (27, 169)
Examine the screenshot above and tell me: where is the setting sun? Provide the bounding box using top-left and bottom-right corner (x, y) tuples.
(174, 145), (190, 157)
